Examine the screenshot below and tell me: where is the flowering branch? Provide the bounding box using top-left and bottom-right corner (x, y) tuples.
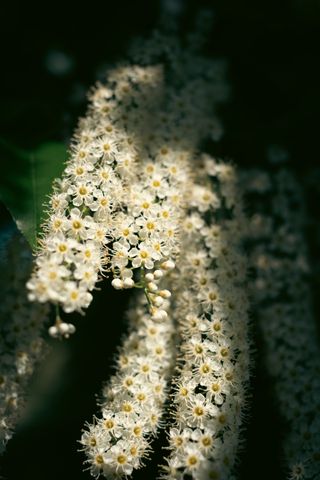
(160, 158), (250, 480)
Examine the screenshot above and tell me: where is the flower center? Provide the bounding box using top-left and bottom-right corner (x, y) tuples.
(194, 406), (204, 416)
(58, 244), (67, 252)
(104, 419), (114, 429)
(70, 291), (78, 300)
(117, 455), (126, 465)
(95, 455), (104, 465)
(72, 220), (82, 230)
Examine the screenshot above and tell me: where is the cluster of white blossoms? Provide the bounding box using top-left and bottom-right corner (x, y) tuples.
(26, 18), (228, 341)
(243, 168), (320, 480)
(26, 63), (167, 329)
(80, 271), (175, 478)
(0, 231), (49, 453)
(161, 157), (250, 480)
(76, 22), (237, 479)
(24, 12), (253, 480)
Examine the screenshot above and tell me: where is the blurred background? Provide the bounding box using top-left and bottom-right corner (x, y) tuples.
(0, 0), (319, 478)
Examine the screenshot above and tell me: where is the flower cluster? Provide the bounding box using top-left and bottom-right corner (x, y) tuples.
(27, 64), (166, 327)
(27, 19), (228, 343)
(80, 271), (175, 478)
(26, 64), (196, 337)
(23, 11), (254, 480)
(161, 158), (250, 480)
(0, 230), (49, 453)
(243, 168), (320, 480)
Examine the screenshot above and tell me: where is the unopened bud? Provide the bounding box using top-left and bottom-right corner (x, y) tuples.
(161, 260), (175, 270)
(68, 323), (76, 335)
(123, 278), (135, 288)
(48, 326), (58, 338)
(153, 269), (163, 279)
(154, 296), (164, 307)
(152, 309), (168, 320)
(59, 322), (70, 334)
(159, 289), (171, 298)
(147, 282), (158, 292)
(112, 278), (124, 290)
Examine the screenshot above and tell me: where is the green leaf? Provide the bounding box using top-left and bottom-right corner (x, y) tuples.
(0, 139), (67, 250)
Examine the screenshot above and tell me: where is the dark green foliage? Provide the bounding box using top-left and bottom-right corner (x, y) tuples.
(0, 139), (66, 249)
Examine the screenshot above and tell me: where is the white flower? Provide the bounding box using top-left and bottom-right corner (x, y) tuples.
(65, 161), (94, 182)
(45, 234), (79, 264)
(129, 242), (157, 269)
(112, 241), (130, 269)
(115, 151), (137, 178)
(104, 443), (134, 476)
(147, 173), (168, 199)
(67, 208), (96, 240)
(68, 182), (94, 207)
(61, 282), (93, 313)
(94, 164), (117, 187)
(48, 214), (67, 233)
(75, 242), (102, 267)
(94, 136), (119, 162)
(135, 214), (159, 239)
(74, 265), (98, 290)
(36, 259), (69, 283)
(50, 192), (69, 213)
(130, 190), (156, 218)
(88, 189), (112, 219)
(113, 215), (139, 246)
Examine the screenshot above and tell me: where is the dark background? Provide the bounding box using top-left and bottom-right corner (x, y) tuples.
(1, 1), (320, 479)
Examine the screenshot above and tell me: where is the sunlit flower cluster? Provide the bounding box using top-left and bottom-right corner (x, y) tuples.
(244, 168), (320, 480)
(27, 64), (168, 326)
(80, 271), (175, 478)
(27, 22), (228, 342)
(161, 158), (250, 480)
(24, 12), (253, 480)
(0, 231), (49, 453)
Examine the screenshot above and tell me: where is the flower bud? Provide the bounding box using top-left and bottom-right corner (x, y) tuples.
(123, 278), (135, 289)
(147, 282), (158, 292)
(159, 289), (171, 298)
(153, 269), (163, 279)
(154, 296), (164, 307)
(112, 278), (124, 290)
(68, 323), (76, 335)
(152, 308), (168, 320)
(161, 260), (175, 270)
(59, 322), (70, 334)
(48, 325), (58, 338)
